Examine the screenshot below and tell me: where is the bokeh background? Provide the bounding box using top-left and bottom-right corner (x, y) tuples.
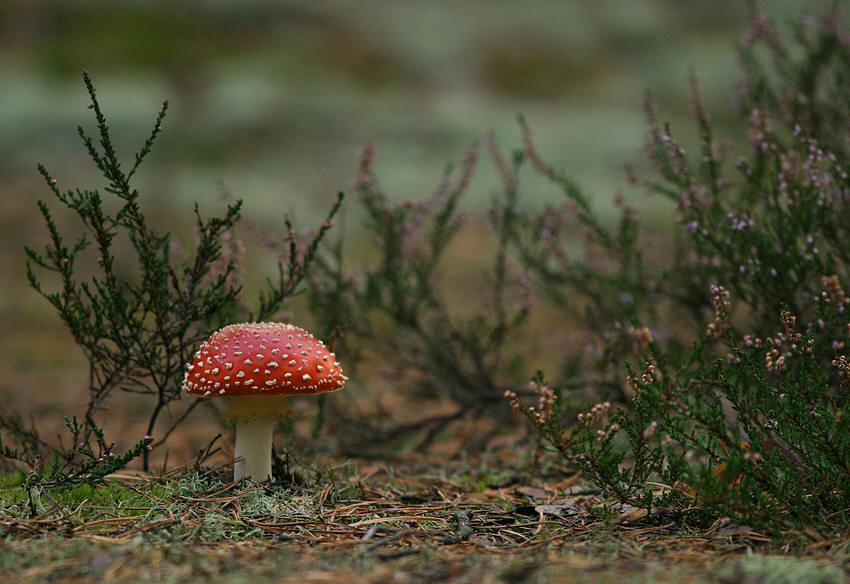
(0, 0), (825, 465)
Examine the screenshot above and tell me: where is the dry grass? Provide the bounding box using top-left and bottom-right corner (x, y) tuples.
(2, 451), (848, 584)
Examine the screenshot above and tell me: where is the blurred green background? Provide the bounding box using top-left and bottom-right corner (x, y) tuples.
(0, 0), (827, 455)
(4, 1), (822, 216)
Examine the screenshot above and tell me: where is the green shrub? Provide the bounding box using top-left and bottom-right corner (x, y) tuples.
(5, 71), (341, 486)
(507, 8), (850, 537)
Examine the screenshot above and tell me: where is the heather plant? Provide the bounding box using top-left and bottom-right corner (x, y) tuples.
(8, 71), (342, 483)
(27, 417), (153, 491)
(0, 410), (154, 494)
(508, 9), (850, 536)
(308, 139), (533, 449)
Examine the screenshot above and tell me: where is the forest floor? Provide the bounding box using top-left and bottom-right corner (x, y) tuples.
(2, 445), (848, 584)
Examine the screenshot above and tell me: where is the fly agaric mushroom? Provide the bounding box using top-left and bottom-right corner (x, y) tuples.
(182, 322), (346, 482)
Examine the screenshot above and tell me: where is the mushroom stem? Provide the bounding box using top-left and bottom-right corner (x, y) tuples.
(233, 416), (275, 482)
(225, 395), (293, 482)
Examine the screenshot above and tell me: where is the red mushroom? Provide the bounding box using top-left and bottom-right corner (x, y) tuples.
(182, 322), (346, 482)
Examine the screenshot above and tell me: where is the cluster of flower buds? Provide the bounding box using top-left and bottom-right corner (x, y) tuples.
(640, 362), (657, 385)
(626, 361), (658, 396)
(833, 355), (850, 385)
(706, 284), (731, 338)
(520, 117), (549, 175)
(595, 422), (620, 443)
(765, 347), (786, 372)
(629, 325), (654, 350)
(505, 382), (557, 427)
(780, 310), (802, 344)
(761, 309), (816, 369)
(531, 381), (556, 423)
(577, 400), (611, 425)
(821, 274), (848, 308)
(504, 389), (521, 413)
(354, 140), (377, 191)
(486, 131), (516, 197)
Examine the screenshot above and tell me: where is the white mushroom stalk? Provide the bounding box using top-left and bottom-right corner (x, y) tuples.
(182, 322), (347, 482)
(225, 395), (293, 482)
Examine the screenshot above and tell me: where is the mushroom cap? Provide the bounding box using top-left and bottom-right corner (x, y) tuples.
(182, 322), (346, 398)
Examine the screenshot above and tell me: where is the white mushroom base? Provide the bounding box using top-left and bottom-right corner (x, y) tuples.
(233, 416), (275, 482)
(224, 395), (293, 482)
